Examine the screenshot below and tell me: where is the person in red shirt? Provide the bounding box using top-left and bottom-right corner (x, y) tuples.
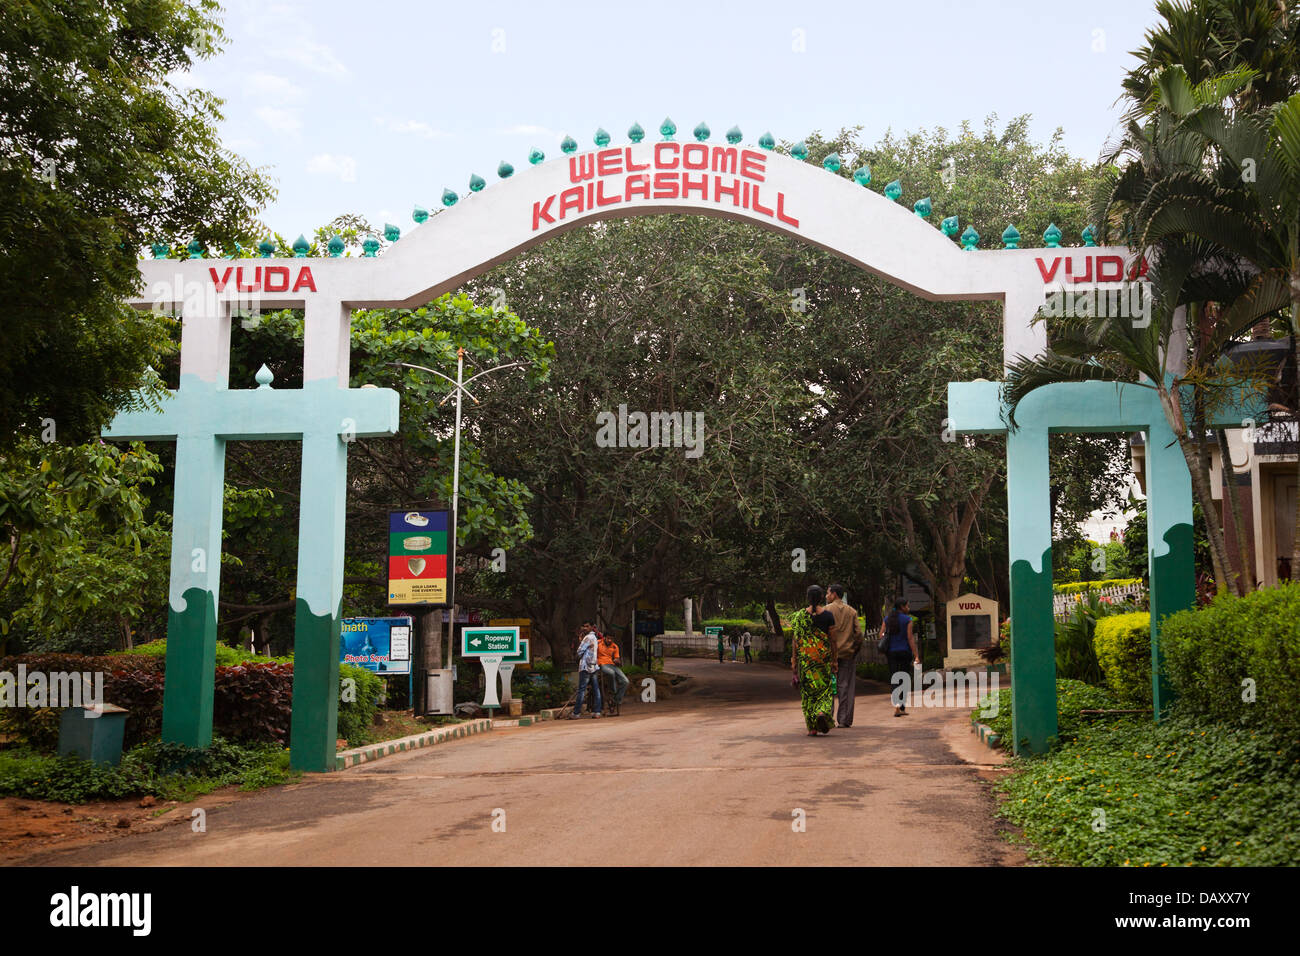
(597, 632), (630, 715)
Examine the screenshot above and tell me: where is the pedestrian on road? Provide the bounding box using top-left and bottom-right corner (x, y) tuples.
(879, 599), (920, 717)
(717, 629), (725, 663)
(741, 629), (753, 664)
(597, 632), (629, 715)
(825, 584), (863, 727)
(791, 585), (836, 736)
(730, 632), (739, 661)
(571, 623), (603, 719)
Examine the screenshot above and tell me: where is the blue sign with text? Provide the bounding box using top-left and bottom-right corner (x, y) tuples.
(340, 617), (413, 675)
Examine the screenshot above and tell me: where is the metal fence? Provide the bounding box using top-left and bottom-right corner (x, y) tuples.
(1052, 584), (1147, 620)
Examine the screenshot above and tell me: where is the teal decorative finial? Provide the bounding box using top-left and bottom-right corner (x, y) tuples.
(693, 121), (710, 142)
(528, 147), (545, 165)
(659, 117), (676, 140)
(257, 238), (276, 258)
(822, 152), (841, 172)
(441, 188), (458, 207)
(151, 242), (169, 259)
(758, 131), (775, 150)
(497, 159), (514, 178)
(791, 141), (809, 161)
(628, 122), (645, 143)
(187, 239), (204, 259)
(726, 125), (742, 144)
(413, 205), (428, 223)
(960, 225), (979, 250)
(362, 235), (380, 257)
(255, 364), (274, 389)
(1082, 225), (1097, 247)
(913, 196), (932, 218)
(594, 127), (610, 147)
(292, 234), (310, 257)
(884, 179), (902, 201)
(560, 135), (578, 155)
(469, 173), (486, 192)
(327, 235), (344, 257)
(853, 165), (871, 185)
(224, 242), (242, 259)
(941, 215), (960, 238)
(1043, 223), (1062, 248)
(384, 223), (400, 242)
(1002, 224), (1021, 249)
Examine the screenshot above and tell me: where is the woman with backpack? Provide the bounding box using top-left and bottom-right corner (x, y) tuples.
(879, 599), (920, 717)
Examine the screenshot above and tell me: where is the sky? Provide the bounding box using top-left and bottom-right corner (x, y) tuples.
(176, 0), (1167, 237)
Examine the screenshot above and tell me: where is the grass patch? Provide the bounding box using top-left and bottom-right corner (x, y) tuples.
(994, 710), (1300, 866)
(0, 738), (300, 803)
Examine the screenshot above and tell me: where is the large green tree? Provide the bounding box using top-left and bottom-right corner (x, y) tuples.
(0, 0), (274, 446)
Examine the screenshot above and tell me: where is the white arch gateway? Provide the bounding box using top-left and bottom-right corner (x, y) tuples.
(109, 133), (1189, 769)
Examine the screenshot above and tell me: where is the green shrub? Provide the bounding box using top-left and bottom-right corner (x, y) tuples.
(516, 660), (572, 712)
(2, 649), (380, 750)
(1160, 583), (1300, 740)
(973, 678), (1121, 747)
(0, 737), (298, 803)
(1093, 612), (1151, 705)
(115, 640), (291, 666)
(995, 708), (1300, 866)
(855, 659), (890, 682)
(336, 664), (385, 745)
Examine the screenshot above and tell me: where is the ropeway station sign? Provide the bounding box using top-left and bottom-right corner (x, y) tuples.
(461, 626), (520, 657)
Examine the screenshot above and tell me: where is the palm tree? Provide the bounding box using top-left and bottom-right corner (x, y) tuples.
(1135, 85), (1300, 578)
(1007, 69), (1281, 596)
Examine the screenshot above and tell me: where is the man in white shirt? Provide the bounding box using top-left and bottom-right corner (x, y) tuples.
(570, 623), (603, 719)
(741, 630), (753, 664)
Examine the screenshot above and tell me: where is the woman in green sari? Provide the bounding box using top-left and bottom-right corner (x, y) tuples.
(790, 585), (836, 736)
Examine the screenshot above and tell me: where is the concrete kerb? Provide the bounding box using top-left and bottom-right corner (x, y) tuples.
(971, 721), (1002, 750)
(334, 718), (494, 770)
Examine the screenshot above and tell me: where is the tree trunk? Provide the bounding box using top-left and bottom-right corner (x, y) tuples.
(1292, 299), (1300, 580)
(1190, 384), (1229, 594)
(1158, 385), (1231, 595)
(764, 595), (785, 653)
(1216, 428), (1254, 594)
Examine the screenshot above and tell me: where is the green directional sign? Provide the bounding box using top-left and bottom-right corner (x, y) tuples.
(704, 626), (723, 638)
(501, 638), (530, 665)
(461, 626), (519, 657)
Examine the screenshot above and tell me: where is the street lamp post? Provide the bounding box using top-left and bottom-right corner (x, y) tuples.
(390, 354), (528, 692)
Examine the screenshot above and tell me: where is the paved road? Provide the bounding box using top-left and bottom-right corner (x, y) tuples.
(24, 658), (1023, 866)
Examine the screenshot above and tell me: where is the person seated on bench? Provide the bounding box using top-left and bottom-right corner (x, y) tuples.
(597, 632), (630, 715)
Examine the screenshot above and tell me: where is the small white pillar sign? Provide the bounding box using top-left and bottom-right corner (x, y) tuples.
(479, 655), (504, 708)
(461, 626), (521, 710)
(498, 662), (515, 702)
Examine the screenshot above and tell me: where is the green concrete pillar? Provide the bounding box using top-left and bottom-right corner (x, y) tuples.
(1006, 424), (1057, 754)
(288, 425), (348, 772)
(162, 433), (226, 748)
(1144, 422), (1195, 718)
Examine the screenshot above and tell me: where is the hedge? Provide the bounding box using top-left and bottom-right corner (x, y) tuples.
(0, 650), (383, 749)
(1092, 612), (1151, 705)
(1160, 582), (1300, 740)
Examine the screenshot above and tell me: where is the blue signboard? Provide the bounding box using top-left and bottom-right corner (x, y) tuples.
(340, 616), (413, 675)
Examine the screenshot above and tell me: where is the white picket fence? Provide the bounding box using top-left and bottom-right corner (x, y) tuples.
(1052, 584), (1146, 619)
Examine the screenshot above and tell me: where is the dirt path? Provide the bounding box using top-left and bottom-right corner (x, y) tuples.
(13, 658), (1024, 866)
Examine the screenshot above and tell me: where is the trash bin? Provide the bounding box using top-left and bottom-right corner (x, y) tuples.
(425, 669), (453, 715)
(58, 704), (128, 766)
